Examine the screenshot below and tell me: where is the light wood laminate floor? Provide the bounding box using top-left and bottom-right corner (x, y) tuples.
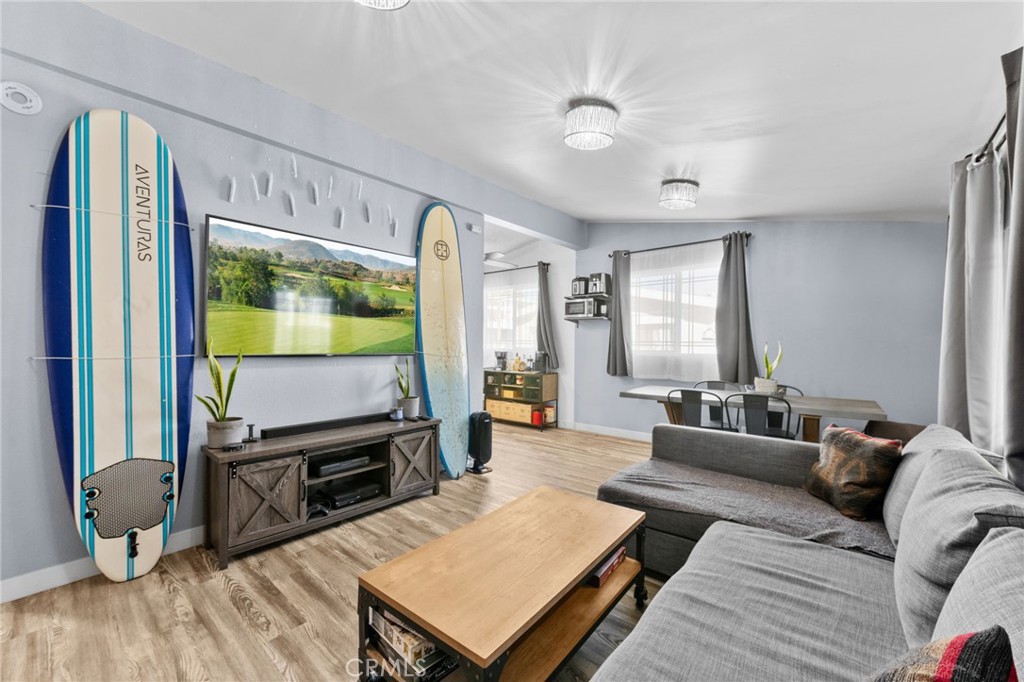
(1, 425), (660, 681)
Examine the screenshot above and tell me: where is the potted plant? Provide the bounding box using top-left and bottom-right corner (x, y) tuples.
(395, 358), (420, 419)
(196, 342), (245, 449)
(754, 342), (783, 395)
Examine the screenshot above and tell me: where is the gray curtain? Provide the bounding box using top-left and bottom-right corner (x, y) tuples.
(536, 261), (560, 369)
(937, 156), (974, 439)
(715, 232), (757, 384)
(1003, 47), (1024, 488)
(938, 153), (1004, 448)
(606, 250), (632, 376)
(938, 46), (1024, 491)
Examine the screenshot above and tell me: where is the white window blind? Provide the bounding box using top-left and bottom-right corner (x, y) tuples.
(483, 267), (538, 366)
(630, 240), (723, 381)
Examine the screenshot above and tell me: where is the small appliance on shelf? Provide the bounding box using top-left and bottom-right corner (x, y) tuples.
(565, 297), (609, 320)
(588, 273), (612, 295)
(571, 276), (589, 296)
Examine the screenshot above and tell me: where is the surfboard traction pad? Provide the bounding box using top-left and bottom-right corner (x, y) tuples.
(81, 459), (174, 540)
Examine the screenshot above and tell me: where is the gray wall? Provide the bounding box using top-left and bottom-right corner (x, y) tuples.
(573, 221), (948, 437)
(0, 2), (582, 582)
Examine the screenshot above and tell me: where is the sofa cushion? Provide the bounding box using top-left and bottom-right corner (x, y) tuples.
(868, 626), (1016, 682)
(626, 527), (698, 578)
(804, 425), (903, 520)
(894, 450), (1024, 648)
(932, 527), (1024, 674)
(592, 522), (907, 682)
(598, 458), (895, 559)
(883, 425), (1002, 546)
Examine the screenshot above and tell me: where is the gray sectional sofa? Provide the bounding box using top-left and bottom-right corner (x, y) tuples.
(593, 424), (1024, 681)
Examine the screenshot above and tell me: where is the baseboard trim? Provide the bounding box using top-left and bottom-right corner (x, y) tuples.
(572, 423), (652, 442)
(1, 526), (205, 603)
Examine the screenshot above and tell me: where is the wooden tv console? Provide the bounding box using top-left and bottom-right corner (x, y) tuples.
(202, 414), (440, 569)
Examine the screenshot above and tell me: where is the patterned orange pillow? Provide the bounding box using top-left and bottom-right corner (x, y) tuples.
(869, 625), (1017, 682)
(804, 425), (903, 521)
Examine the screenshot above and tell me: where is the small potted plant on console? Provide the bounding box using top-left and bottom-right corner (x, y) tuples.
(395, 358), (420, 420)
(196, 342), (245, 448)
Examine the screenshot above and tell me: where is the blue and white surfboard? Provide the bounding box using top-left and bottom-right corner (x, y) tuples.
(416, 202), (471, 478)
(42, 109), (195, 582)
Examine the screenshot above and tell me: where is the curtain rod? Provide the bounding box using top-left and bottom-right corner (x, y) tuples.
(483, 261), (549, 274)
(606, 232), (751, 258)
(985, 114), (1007, 149)
(971, 114), (1008, 160)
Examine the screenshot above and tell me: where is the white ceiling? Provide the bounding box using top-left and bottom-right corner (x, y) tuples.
(88, 1), (1022, 223)
(483, 221), (536, 260)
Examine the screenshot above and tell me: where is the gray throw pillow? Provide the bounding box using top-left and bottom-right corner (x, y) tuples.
(932, 527), (1024, 675)
(883, 425), (985, 546)
(893, 449), (1024, 648)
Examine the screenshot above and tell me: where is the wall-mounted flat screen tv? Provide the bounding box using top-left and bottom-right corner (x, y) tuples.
(204, 215), (416, 356)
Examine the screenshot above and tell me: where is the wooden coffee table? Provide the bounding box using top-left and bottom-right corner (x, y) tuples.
(357, 486), (647, 681)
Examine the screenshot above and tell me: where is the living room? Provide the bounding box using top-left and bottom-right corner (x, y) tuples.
(2, 2), (1023, 681)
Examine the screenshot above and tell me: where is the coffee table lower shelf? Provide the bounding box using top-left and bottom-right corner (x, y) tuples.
(363, 557), (641, 682)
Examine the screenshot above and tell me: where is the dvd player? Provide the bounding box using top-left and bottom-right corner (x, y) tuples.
(312, 482), (382, 510)
(310, 455), (371, 478)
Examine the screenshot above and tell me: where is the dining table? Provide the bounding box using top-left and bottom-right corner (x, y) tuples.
(619, 385), (887, 442)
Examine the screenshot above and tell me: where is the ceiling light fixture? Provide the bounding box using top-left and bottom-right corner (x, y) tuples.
(484, 251), (517, 268)
(564, 98), (618, 151)
(355, 0), (410, 10)
(659, 179), (700, 210)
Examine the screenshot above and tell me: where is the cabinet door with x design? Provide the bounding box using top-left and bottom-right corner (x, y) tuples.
(227, 455), (304, 547)
(390, 429), (437, 496)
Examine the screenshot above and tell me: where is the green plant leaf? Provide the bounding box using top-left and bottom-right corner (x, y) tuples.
(222, 350), (242, 419)
(195, 395), (220, 421)
(761, 341), (783, 380)
(395, 361), (410, 398)
(209, 354), (224, 404)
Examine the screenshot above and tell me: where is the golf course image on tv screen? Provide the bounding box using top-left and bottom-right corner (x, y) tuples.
(204, 216), (416, 356)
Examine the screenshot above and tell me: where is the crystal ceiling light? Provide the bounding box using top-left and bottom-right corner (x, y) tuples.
(356, 0), (410, 10)
(659, 179), (700, 209)
(564, 98), (619, 151)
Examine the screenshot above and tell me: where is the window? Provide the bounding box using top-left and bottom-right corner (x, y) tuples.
(483, 267), (537, 365)
(630, 240), (723, 380)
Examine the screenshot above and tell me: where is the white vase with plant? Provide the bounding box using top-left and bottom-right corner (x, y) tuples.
(395, 358), (420, 419)
(754, 342), (783, 395)
(196, 343), (245, 449)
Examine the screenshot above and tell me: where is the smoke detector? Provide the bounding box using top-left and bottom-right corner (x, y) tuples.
(2, 82), (43, 115)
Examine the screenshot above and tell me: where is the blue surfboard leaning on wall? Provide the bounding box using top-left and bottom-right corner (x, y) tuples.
(42, 109), (195, 582)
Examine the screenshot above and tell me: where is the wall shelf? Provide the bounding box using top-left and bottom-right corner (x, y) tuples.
(564, 293), (611, 301)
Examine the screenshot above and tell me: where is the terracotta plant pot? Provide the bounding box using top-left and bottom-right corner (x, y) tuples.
(398, 396), (420, 420)
(207, 417), (245, 449)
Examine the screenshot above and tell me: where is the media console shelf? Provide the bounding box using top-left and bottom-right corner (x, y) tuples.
(203, 413), (440, 569)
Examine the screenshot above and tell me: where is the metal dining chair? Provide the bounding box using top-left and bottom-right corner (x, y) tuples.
(694, 380), (741, 424)
(666, 389), (736, 431)
(770, 385), (803, 431)
(725, 393), (796, 439)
